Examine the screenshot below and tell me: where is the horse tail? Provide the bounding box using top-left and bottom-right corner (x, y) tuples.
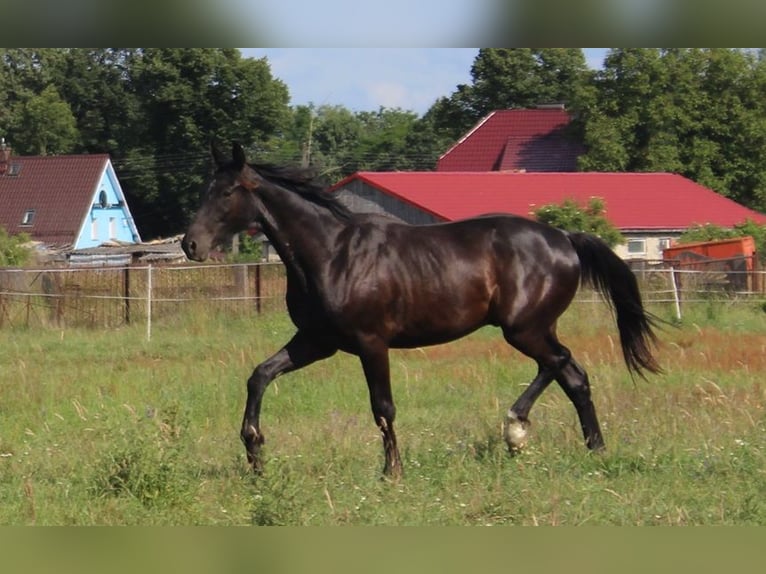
(567, 232), (662, 378)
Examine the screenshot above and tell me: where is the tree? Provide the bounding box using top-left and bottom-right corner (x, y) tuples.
(15, 85), (78, 155)
(0, 49), (81, 154)
(287, 105), (444, 179)
(354, 108), (427, 172)
(118, 48), (292, 238)
(48, 49), (143, 154)
(533, 197), (624, 248)
(429, 49), (594, 140)
(580, 49), (766, 214)
(0, 48), (293, 239)
(306, 104), (364, 178)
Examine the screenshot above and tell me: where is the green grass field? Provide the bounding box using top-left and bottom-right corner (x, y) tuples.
(0, 300), (764, 525)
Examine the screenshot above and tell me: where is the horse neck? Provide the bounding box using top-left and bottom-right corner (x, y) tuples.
(256, 184), (344, 276)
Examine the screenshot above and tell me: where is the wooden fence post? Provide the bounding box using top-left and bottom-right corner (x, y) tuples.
(255, 263), (262, 314)
(123, 266), (131, 325)
(146, 265), (153, 341)
(670, 266), (682, 321)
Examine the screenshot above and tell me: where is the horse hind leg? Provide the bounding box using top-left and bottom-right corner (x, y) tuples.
(554, 357), (605, 451)
(502, 365), (559, 454)
(501, 328), (571, 454)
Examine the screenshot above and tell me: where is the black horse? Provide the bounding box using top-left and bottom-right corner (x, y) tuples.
(182, 143), (661, 478)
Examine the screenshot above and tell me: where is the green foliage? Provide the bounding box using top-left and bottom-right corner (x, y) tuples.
(533, 197), (624, 247)
(0, 48), (292, 239)
(281, 105), (441, 179)
(429, 48), (593, 140)
(120, 48), (291, 237)
(15, 85), (78, 155)
(580, 49), (766, 214)
(0, 227), (32, 267)
(90, 405), (192, 509)
(227, 232), (263, 263)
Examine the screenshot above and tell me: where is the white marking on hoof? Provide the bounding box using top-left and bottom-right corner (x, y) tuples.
(242, 425), (261, 445)
(503, 411), (528, 452)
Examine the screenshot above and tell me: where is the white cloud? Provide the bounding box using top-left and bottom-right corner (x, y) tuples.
(365, 82), (410, 110)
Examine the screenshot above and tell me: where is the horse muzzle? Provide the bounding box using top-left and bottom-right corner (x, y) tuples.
(181, 233), (209, 262)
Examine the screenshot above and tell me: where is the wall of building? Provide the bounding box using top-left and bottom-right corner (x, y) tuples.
(336, 181), (441, 225)
(75, 167), (140, 249)
(613, 232), (680, 262)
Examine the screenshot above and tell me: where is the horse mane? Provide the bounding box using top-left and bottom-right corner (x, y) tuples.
(250, 162), (352, 221)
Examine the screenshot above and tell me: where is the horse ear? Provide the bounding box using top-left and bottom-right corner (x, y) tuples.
(232, 142), (247, 170)
(210, 141), (228, 168)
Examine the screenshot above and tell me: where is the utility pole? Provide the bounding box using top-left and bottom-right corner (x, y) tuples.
(301, 112), (314, 168)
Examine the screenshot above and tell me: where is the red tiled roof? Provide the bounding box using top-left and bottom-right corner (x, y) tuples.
(437, 109), (584, 172)
(0, 154), (109, 246)
(335, 171), (766, 230)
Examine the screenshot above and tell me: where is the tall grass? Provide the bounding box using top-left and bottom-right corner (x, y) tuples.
(0, 299), (764, 525)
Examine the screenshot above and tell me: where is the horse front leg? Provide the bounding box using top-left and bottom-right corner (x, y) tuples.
(359, 340), (402, 479)
(241, 331), (336, 473)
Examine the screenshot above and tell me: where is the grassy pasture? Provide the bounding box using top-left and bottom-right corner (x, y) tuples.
(0, 299), (764, 525)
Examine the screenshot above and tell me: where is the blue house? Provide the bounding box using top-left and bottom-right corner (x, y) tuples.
(0, 150), (141, 250)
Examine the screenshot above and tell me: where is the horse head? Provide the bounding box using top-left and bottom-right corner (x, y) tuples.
(182, 142), (262, 261)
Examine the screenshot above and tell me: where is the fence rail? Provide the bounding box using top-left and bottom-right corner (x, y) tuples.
(1, 262), (765, 335)
(0, 263), (286, 334)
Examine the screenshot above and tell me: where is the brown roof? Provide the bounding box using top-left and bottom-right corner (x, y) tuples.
(437, 108), (584, 172)
(0, 154), (109, 247)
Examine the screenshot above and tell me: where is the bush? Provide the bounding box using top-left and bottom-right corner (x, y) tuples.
(0, 227), (32, 267)
(227, 232), (263, 263)
(533, 197), (624, 248)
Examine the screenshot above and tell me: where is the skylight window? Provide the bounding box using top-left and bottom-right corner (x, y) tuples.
(21, 209), (35, 226)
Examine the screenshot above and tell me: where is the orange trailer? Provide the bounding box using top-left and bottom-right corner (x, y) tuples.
(663, 236), (757, 271)
(663, 236), (759, 292)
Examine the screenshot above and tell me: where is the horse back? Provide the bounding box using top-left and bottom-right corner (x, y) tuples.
(312, 213), (580, 348)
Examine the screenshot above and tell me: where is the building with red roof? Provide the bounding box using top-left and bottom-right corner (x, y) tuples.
(332, 171), (766, 261)
(436, 107), (584, 172)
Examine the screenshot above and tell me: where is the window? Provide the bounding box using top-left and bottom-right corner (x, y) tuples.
(658, 238), (672, 251)
(91, 218), (99, 240)
(627, 239), (646, 255)
(109, 217), (116, 239)
(21, 209), (35, 226)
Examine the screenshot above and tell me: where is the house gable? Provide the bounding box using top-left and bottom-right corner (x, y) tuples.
(0, 154), (141, 250)
(75, 160), (141, 249)
(436, 108), (584, 172)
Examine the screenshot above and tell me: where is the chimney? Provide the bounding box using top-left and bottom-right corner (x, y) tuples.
(0, 138), (9, 176)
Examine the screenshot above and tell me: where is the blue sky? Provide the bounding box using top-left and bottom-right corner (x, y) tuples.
(240, 49), (609, 116)
(234, 1), (501, 47)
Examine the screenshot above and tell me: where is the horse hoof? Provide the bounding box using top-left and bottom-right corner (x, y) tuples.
(503, 411), (529, 453)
